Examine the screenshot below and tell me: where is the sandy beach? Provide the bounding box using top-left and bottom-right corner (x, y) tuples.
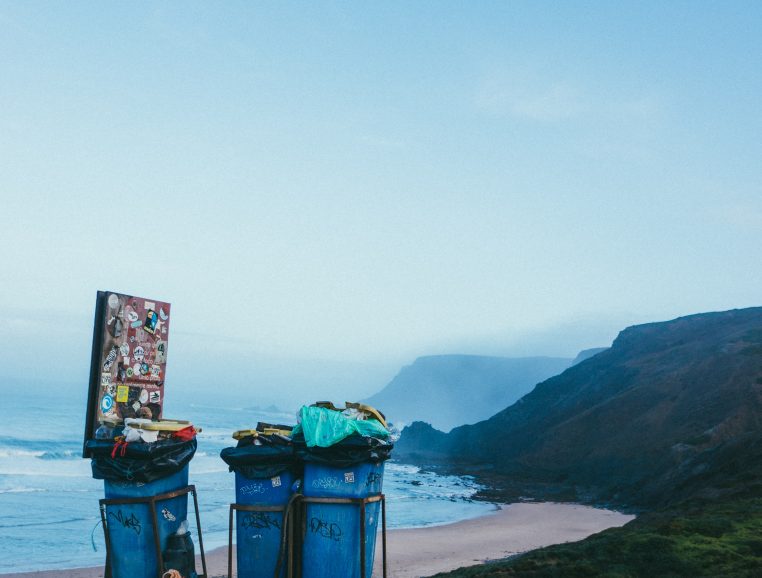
(3, 502), (634, 578)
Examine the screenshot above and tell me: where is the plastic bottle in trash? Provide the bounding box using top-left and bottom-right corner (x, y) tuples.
(95, 421), (115, 439)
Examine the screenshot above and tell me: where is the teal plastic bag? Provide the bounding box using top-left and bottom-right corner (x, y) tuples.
(293, 406), (389, 447)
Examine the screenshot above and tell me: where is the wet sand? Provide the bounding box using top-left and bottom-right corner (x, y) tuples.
(4, 502), (634, 578)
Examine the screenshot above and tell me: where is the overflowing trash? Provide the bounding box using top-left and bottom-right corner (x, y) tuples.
(87, 417), (201, 578)
(220, 401), (394, 578)
(87, 419), (199, 483)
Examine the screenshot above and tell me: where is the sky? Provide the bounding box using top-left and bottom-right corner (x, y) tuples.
(1, 2), (761, 405)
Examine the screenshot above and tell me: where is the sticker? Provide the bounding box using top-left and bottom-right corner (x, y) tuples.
(127, 311), (139, 323)
(130, 320), (143, 328)
(139, 389), (148, 404)
(162, 327), (167, 334)
(117, 363), (127, 382)
(272, 476), (282, 487)
(126, 367), (134, 378)
(133, 363), (141, 375)
(107, 384), (117, 396)
(144, 301), (155, 311)
(150, 365), (160, 377)
(344, 472), (355, 483)
(103, 345), (119, 372)
(123, 356), (130, 364)
(129, 336), (135, 343)
(149, 391), (161, 403)
(159, 307), (168, 321)
(101, 395), (114, 413)
(116, 385), (129, 403)
(161, 508), (176, 522)
(155, 340), (167, 364)
(101, 374), (112, 386)
(107, 294), (119, 309)
(139, 362), (149, 376)
(132, 401), (141, 412)
(144, 310), (158, 334)
(133, 346), (145, 363)
(119, 343), (130, 356)
(107, 315), (116, 325)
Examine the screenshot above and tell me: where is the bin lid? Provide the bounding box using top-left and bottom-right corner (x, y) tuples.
(233, 426), (292, 440)
(125, 418), (198, 432)
(232, 429), (259, 440)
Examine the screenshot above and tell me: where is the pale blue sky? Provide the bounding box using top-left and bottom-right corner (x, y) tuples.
(1, 2), (761, 402)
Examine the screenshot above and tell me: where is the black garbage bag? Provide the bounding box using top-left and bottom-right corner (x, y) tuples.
(293, 432), (393, 468)
(163, 526), (196, 578)
(220, 436), (299, 480)
(86, 438), (197, 483)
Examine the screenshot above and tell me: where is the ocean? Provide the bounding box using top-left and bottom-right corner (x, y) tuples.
(0, 388), (495, 574)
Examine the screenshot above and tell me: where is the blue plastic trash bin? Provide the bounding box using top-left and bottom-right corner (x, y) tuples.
(234, 469), (296, 578)
(301, 461), (385, 578)
(103, 465), (190, 578)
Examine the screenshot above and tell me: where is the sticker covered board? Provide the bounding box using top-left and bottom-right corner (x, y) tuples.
(83, 291), (171, 456)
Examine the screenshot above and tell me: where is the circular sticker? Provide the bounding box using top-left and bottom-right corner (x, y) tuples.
(119, 343), (130, 356)
(139, 389), (148, 404)
(139, 362), (149, 376)
(134, 346), (145, 362)
(126, 367), (134, 378)
(100, 395), (114, 412)
(127, 310), (139, 323)
(108, 294), (119, 309)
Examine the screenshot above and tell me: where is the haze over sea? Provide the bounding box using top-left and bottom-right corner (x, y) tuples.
(0, 385), (494, 574)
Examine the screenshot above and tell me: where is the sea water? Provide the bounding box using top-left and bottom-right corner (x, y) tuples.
(0, 389), (494, 573)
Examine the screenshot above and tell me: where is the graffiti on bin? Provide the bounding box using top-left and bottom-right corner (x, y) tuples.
(239, 482), (266, 496)
(310, 477), (341, 490)
(242, 512), (281, 531)
(365, 472), (382, 488)
(108, 509), (142, 535)
(309, 517), (342, 542)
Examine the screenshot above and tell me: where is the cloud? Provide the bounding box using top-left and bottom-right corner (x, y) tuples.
(476, 71), (584, 121)
(474, 65), (665, 130)
(717, 202), (762, 231)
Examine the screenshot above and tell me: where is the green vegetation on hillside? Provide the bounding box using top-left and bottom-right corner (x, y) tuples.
(430, 499), (762, 578)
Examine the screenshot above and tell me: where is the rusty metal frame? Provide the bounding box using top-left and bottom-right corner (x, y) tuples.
(227, 503), (294, 578)
(227, 493), (387, 578)
(99, 484), (207, 578)
(299, 494), (387, 578)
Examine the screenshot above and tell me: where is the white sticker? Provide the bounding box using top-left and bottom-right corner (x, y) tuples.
(133, 346), (145, 362)
(161, 508), (176, 522)
(139, 389), (148, 404)
(108, 294), (119, 309)
(155, 340), (167, 363)
(149, 391), (161, 403)
(272, 476), (282, 487)
(144, 301), (155, 311)
(127, 310), (139, 323)
(101, 374), (112, 386)
(119, 343), (130, 356)
(344, 472), (355, 483)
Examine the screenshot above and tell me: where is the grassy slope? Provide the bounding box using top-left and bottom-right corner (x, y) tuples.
(430, 498), (762, 578)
